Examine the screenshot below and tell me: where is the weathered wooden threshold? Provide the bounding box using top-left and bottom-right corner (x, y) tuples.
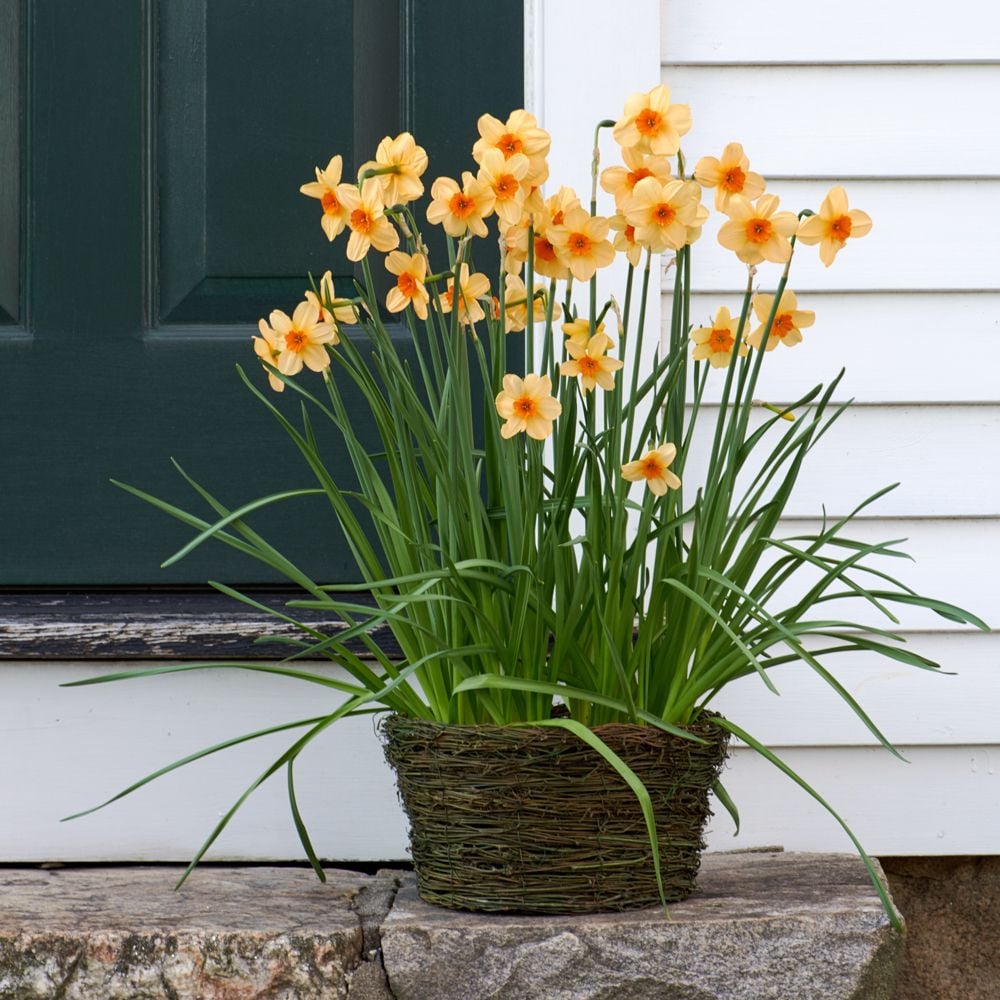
(0, 590), (399, 660)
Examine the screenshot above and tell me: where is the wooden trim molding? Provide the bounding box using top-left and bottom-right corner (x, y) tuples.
(0, 591), (399, 660)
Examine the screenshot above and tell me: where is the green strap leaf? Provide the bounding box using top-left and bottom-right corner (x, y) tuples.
(61, 715), (328, 822)
(160, 489), (327, 568)
(288, 760), (326, 883)
(711, 778), (740, 835)
(60, 661), (364, 695)
(663, 577), (780, 696)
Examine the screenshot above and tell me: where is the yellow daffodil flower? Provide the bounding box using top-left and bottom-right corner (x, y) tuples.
(502, 274), (559, 333)
(684, 183), (711, 246)
(473, 110), (551, 187)
(263, 300), (338, 377)
(523, 187), (581, 280)
(560, 334), (624, 392)
(385, 252), (430, 320)
(609, 212), (644, 266)
(438, 264), (490, 326)
(796, 186), (872, 267)
(621, 443), (682, 496)
(299, 155), (351, 242)
(548, 207), (616, 282)
(426, 172), (495, 238)
(531, 231), (569, 280)
(336, 178), (400, 262)
(495, 373), (562, 440)
(305, 271), (361, 327)
(501, 218), (529, 276)
(358, 132), (429, 207)
(747, 290), (815, 351)
(562, 317), (613, 351)
(718, 194), (797, 266)
(623, 177), (701, 253)
(691, 306), (748, 368)
(252, 322), (285, 393)
(694, 143), (766, 211)
(477, 148), (530, 229)
(600, 147), (673, 210)
(613, 84), (691, 156)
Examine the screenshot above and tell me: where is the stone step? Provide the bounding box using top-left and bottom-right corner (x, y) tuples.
(0, 852), (902, 999)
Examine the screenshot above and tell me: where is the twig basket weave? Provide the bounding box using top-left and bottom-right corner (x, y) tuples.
(380, 713), (730, 913)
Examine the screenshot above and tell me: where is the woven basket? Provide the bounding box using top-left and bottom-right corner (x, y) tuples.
(380, 713), (730, 913)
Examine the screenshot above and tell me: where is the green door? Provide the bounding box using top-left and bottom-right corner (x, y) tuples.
(1, 0), (522, 585)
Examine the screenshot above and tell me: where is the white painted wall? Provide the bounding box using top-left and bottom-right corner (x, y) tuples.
(661, 2), (1000, 855)
(5, 1), (997, 865)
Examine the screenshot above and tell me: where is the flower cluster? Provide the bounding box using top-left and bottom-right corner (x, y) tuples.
(257, 83), (871, 504)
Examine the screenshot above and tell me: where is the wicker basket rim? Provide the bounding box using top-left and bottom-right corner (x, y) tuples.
(378, 711), (727, 742)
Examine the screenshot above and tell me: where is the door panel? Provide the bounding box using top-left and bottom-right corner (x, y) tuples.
(158, 0), (357, 323)
(0, 0), (20, 325)
(1, 0), (523, 585)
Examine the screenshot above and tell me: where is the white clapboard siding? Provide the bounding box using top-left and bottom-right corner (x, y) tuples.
(664, 517), (996, 634)
(660, 0), (1000, 864)
(708, 632), (999, 746)
(4, 662), (409, 863)
(5, 655), (997, 863)
(661, 65), (1000, 178)
(678, 179), (1000, 292)
(678, 293), (1000, 405)
(663, 0), (1000, 64)
(681, 407), (1000, 518)
(704, 745), (1000, 856)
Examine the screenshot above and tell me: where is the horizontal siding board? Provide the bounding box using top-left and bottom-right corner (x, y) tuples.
(674, 179), (1000, 292)
(750, 518), (996, 634)
(704, 745), (1000, 855)
(709, 632), (999, 747)
(683, 406), (1000, 518)
(660, 65), (1000, 178)
(676, 293), (1000, 405)
(662, 0), (1000, 64)
(6, 660), (997, 860)
(5, 662), (408, 862)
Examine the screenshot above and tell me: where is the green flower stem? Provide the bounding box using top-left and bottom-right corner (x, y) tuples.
(541, 279), (558, 382)
(733, 241), (798, 454)
(358, 165), (399, 182)
(704, 265), (755, 486)
(622, 249), (653, 461)
(526, 225), (536, 374)
(610, 262), (636, 477)
(591, 120), (615, 209)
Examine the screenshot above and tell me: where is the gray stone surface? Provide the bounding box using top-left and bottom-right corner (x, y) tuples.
(0, 866), (369, 999)
(344, 870), (400, 1000)
(0, 854), (904, 999)
(381, 852), (904, 1000)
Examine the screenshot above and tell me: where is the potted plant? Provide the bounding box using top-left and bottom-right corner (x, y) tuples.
(66, 85), (986, 924)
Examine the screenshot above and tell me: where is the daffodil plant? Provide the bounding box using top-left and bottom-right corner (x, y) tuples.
(72, 85), (985, 924)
